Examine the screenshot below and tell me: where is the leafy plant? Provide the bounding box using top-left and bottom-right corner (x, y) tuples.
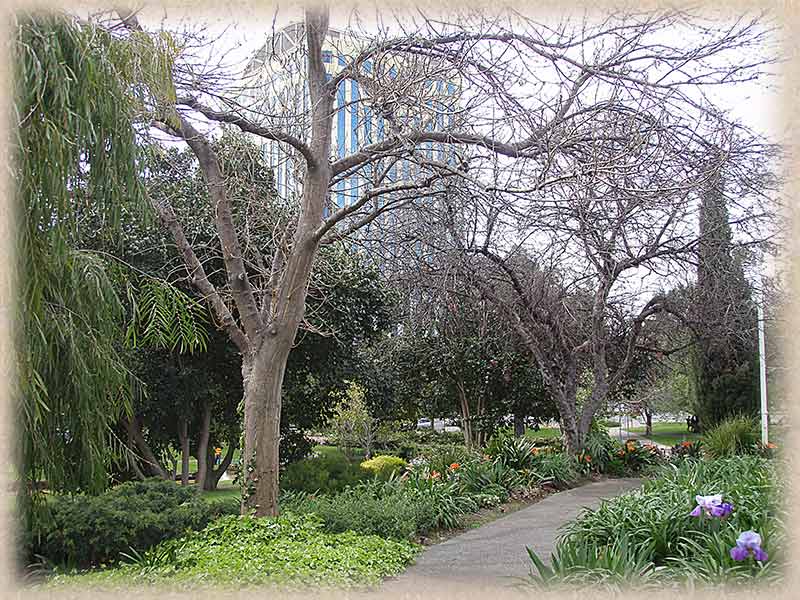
(530, 451), (579, 488)
(670, 440), (704, 462)
(48, 513), (421, 588)
(581, 430), (617, 472)
(702, 416), (760, 459)
(280, 448), (369, 494)
(605, 439), (663, 476)
(486, 431), (537, 470)
(27, 478), (233, 569)
(456, 458), (524, 499)
(360, 455), (407, 479)
(328, 382), (377, 459)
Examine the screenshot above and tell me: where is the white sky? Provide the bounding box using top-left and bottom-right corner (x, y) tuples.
(134, 2), (784, 143)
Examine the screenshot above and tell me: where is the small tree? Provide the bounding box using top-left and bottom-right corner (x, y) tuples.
(328, 382), (377, 459)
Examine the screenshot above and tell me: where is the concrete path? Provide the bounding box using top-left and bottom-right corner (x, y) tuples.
(381, 477), (642, 593)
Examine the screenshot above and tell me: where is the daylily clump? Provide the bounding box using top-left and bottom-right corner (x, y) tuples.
(730, 530), (768, 562)
(690, 493), (734, 518)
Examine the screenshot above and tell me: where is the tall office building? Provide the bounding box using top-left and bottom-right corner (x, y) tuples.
(242, 23), (460, 210)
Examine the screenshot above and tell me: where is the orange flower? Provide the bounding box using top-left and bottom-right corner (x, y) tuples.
(617, 450), (625, 457)
(681, 441), (693, 448)
(531, 447), (540, 455)
(767, 442), (777, 449)
(430, 470), (440, 479)
(584, 455), (592, 463)
(449, 462), (460, 471)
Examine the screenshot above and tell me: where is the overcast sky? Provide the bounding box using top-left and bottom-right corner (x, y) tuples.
(136, 2), (784, 143)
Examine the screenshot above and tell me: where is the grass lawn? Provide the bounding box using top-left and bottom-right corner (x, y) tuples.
(626, 421), (701, 446)
(199, 480), (239, 504)
(523, 427), (562, 440)
(313, 444), (367, 460)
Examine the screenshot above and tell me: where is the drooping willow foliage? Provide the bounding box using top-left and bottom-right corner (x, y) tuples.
(13, 12), (198, 499)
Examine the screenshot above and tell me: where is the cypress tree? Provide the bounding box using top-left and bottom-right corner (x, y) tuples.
(692, 159), (759, 430)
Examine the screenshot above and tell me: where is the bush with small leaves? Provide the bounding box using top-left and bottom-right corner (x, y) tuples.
(27, 478), (233, 569)
(360, 455), (408, 479)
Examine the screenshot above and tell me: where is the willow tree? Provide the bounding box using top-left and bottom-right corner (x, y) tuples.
(13, 13), (200, 503)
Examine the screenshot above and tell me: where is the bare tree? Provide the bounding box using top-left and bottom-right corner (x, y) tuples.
(112, 4), (777, 513)
(436, 121), (778, 452)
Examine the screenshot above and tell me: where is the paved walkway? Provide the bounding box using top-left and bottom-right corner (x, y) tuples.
(380, 477), (642, 594)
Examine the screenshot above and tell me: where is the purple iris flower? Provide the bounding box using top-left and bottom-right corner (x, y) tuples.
(690, 494), (734, 518)
(730, 530), (768, 562)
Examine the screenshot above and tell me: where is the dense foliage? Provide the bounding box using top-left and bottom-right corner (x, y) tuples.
(26, 479), (237, 570)
(280, 448), (370, 494)
(15, 13), (161, 497)
(360, 455), (408, 479)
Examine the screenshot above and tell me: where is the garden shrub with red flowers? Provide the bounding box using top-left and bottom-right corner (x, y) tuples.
(605, 439), (664, 476)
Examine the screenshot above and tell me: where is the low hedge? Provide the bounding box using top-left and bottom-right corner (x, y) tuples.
(28, 478), (237, 569)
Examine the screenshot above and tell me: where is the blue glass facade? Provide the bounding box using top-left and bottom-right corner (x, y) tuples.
(264, 52), (457, 211)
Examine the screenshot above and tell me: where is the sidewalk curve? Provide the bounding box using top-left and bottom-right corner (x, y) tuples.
(383, 477), (643, 591)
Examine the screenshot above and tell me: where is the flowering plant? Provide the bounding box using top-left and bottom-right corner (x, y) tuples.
(670, 439), (703, 460)
(690, 493), (734, 518)
(607, 439), (662, 476)
(730, 530), (768, 562)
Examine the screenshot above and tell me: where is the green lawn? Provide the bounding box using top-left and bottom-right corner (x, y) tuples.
(523, 427), (562, 440)
(626, 422), (701, 446)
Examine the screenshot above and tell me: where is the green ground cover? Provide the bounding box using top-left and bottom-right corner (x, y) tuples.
(44, 514), (420, 589)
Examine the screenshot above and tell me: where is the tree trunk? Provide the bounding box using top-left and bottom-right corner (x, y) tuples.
(126, 423), (147, 481)
(242, 337), (294, 517)
(645, 410), (653, 437)
(195, 400), (212, 493)
(204, 439), (236, 491)
(555, 390), (584, 454)
(514, 412), (525, 437)
(178, 417), (190, 485)
(476, 394), (486, 447)
(456, 381), (472, 447)
(125, 416), (170, 479)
